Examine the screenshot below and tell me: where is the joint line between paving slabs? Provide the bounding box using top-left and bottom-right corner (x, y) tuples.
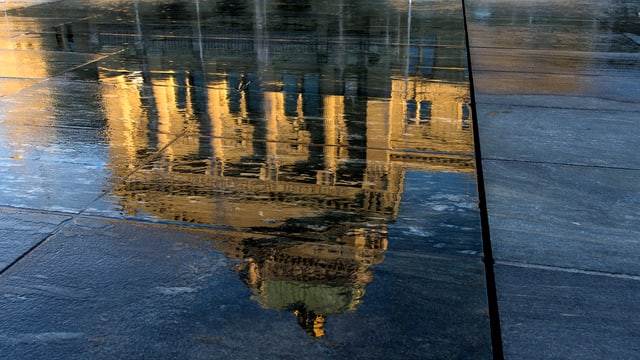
(78, 132), (190, 216)
(497, 261), (640, 281)
(0, 133), (188, 276)
(0, 216), (75, 277)
(461, 1), (505, 358)
(484, 157), (640, 172)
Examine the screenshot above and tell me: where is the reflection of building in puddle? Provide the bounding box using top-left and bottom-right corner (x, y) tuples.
(94, 0), (474, 336)
(217, 226), (387, 337)
(100, 70), (473, 225)
(99, 70), (471, 336)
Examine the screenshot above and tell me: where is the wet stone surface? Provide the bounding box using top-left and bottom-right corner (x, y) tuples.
(466, 0), (640, 358)
(0, 217), (489, 359)
(466, 0), (640, 52)
(0, 0), (491, 358)
(0, 209), (70, 272)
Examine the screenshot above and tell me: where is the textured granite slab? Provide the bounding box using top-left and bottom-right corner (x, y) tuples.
(473, 94), (640, 113)
(471, 48), (640, 75)
(483, 160), (640, 275)
(495, 263), (640, 359)
(0, 216), (492, 359)
(476, 104), (639, 168)
(0, 209), (70, 272)
(472, 71), (640, 103)
(466, 0), (640, 357)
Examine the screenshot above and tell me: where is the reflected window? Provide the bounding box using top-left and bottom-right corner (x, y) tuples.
(406, 99), (417, 122)
(284, 74), (299, 117)
(409, 45), (436, 75)
(420, 46), (435, 75)
(302, 74), (320, 117)
(461, 104), (470, 130)
(406, 100), (431, 124)
(419, 101), (431, 123)
(409, 46), (420, 73)
(227, 73), (242, 114)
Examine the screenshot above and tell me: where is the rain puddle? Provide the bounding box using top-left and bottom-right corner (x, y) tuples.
(0, 0), (490, 356)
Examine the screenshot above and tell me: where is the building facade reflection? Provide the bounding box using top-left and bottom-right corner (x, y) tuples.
(89, 0), (474, 336)
(95, 0), (473, 337)
(2, 0), (636, 339)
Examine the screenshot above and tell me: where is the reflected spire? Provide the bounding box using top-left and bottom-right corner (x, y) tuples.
(293, 304), (326, 338)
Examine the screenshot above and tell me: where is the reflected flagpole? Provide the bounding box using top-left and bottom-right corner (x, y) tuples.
(254, 0), (269, 69)
(404, 0), (413, 90)
(3, 1), (10, 28)
(134, 1), (143, 52)
(403, 0), (413, 135)
(195, 0), (205, 71)
(133, 1), (152, 86)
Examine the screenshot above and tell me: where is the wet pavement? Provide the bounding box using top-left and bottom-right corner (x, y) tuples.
(466, 0), (640, 358)
(0, 0), (491, 359)
(1, 0), (638, 359)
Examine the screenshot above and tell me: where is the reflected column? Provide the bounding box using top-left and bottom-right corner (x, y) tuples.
(261, 91), (281, 181)
(254, 0), (279, 181)
(207, 85), (227, 177)
(133, 0), (159, 151)
(196, 0), (225, 176)
(319, 96), (341, 185)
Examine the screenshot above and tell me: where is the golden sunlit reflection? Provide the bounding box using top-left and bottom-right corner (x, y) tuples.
(3, 0), (475, 337)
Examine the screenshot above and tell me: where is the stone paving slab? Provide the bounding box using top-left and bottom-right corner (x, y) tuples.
(0, 1), (59, 11)
(0, 49), (103, 80)
(0, 77), (187, 212)
(483, 160), (640, 275)
(474, 94), (640, 112)
(476, 104), (639, 168)
(0, 208), (70, 272)
(471, 48), (640, 75)
(465, 24), (639, 52)
(472, 71), (640, 102)
(1, 79), (113, 128)
(466, 0), (640, 357)
(465, 0), (640, 45)
(7, 0), (640, 357)
(0, 78), (41, 97)
(0, 123), (113, 212)
(495, 264), (640, 359)
(0, 216), (491, 359)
